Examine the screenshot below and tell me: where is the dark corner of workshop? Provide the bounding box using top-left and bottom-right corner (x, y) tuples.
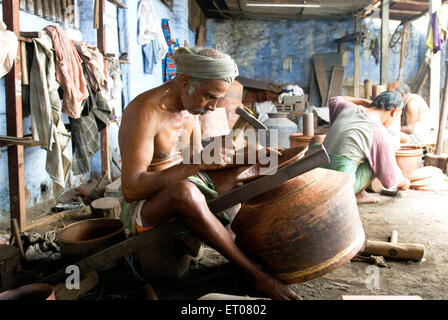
(0, 0), (447, 312)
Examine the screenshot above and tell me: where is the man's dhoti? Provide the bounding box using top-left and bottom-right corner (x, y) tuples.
(323, 154), (374, 194)
(120, 171), (230, 236)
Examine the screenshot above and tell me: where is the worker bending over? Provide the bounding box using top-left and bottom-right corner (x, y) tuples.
(322, 92), (410, 204)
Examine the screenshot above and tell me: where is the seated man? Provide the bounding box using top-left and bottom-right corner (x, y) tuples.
(388, 81), (435, 145)
(322, 92), (410, 204)
(118, 46), (299, 300)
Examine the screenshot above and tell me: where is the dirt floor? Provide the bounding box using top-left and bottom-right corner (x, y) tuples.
(133, 189), (447, 300)
(3, 188), (448, 300)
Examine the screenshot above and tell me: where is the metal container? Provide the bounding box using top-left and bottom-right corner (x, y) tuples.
(302, 113), (315, 137)
(56, 218), (126, 263)
(231, 168), (365, 284)
(262, 113), (298, 148)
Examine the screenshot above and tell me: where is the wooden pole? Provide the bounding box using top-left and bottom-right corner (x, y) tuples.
(97, 0), (111, 180)
(354, 16), (361, 98)
(3, 0), (27, 232)
(435, 43), (448, 155)
(381, 0), (390, 86)
(429, 0), (442, 138)
(398, 24), (408, 82)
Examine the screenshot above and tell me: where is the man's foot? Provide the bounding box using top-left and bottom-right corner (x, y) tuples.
(356, 190), (380, 204)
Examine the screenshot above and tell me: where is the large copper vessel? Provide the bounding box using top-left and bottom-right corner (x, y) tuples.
(231, 168), (365, 284)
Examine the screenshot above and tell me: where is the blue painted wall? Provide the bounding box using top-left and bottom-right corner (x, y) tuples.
(0, 0), (195, 227)
(206, 16), (432, 99)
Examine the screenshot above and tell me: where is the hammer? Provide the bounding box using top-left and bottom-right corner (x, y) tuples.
(361, 230), (425, 261)
(232, 106), (270, 147)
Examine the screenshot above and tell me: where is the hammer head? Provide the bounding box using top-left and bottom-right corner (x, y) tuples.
(236, 106), (268, 131)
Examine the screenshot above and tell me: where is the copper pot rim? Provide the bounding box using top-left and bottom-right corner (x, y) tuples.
(56, 218), (125, 245)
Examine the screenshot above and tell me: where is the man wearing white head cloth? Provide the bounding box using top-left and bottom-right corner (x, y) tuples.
(119, 47), (300, 300)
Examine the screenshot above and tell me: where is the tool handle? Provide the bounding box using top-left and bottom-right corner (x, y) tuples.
(362, 240), (425, 260)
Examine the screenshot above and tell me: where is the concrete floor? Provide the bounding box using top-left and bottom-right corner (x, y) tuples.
(145, 189), (448, 300)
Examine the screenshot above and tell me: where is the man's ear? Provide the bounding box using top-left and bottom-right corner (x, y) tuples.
(179, 74), (190, 88)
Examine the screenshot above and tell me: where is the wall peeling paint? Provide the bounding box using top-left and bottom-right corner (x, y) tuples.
(206, 16), (432, 99)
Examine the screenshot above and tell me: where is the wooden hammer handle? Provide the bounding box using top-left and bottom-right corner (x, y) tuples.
(362, 240), (425, 260)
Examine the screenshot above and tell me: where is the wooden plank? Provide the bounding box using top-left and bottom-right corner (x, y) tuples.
(26, 0), (34, 12)
(54, 0), (62, 22)
(97, 0), (111, 181)
(3, 0), (27, 232)
(42, 0), (50, 19)
(40, 218), (189, 284)
(208, 145), (330, 214)
(436, 44), (448, 155)
(23, 206), (91, 232)
(354, 17), (361, 98)
(326, 66), (345, 107)
(312, 55), (329, 107)
(19, 0), (26, 11)
(381, 0), (390, 86)
(34, 0), (43, 16)
(61, 0), (68, 26)
(49, 0), (56, 20)
(429, 0), (442, 133)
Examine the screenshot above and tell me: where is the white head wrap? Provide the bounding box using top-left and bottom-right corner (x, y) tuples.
(173, 47), (239, 83)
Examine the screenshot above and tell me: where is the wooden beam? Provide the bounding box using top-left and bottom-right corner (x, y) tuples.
(436, 44), (448, 155)
(390, 9), (426, 14)
(381, 0), (390, 86)
(354, 16), (361, 97)
(429, 0), (442, 135)
(2, 0), (27, 232)
(106, 0), (127, 9)
(391, 0), (429, 5)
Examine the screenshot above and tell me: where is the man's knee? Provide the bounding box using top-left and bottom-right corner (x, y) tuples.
(169, 181), (207, 208)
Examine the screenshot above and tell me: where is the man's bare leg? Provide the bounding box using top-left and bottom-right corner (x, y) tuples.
(356, 178), (380, 204)
(140, 181), (300, 300)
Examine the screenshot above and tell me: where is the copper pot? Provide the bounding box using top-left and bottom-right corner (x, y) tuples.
(290, 133), (313, 148)
(56, 218), (126, 263)
(395, 146), (423, 179)
(231, 168), (365, 284)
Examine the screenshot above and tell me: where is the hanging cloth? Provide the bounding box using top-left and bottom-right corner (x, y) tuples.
(161, 19), (179, 82)
(45, 25), (89, 119)
(426, 10), (448, 53)
(0, 21), (19, 78)
(138, 0), (168, 74)
(29, 32), (71, 198)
